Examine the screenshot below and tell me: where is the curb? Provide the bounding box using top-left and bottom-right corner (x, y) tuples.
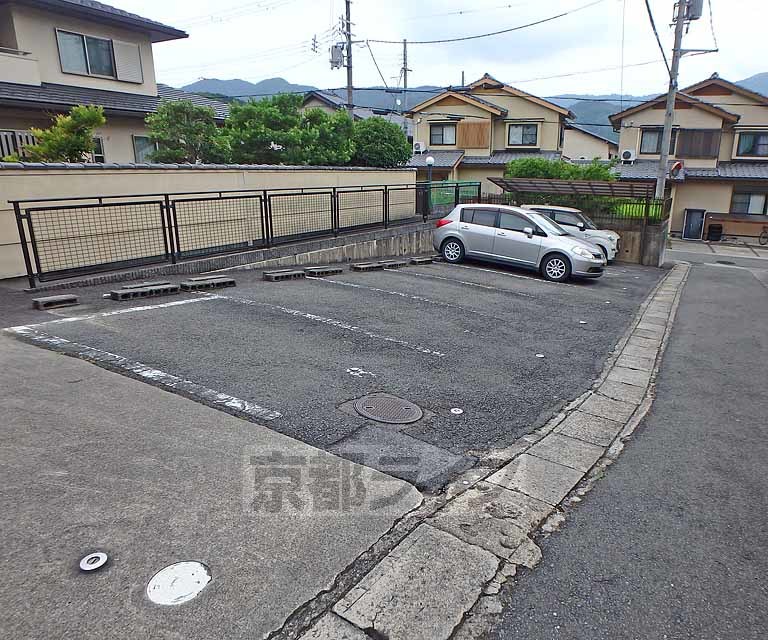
(290, 263), (691, 640)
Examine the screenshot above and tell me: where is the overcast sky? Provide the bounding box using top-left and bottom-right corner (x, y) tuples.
(119, 0), (763, 97)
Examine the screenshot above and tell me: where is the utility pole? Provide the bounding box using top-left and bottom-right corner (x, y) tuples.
(655, 0), (688, 199)
(345, 0), (353, 114)
(402, 39), (408, 112)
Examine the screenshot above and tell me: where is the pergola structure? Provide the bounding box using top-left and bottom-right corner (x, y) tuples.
(488, 177), (657, 199)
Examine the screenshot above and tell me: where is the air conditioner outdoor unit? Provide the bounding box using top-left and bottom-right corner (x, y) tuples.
(413, 141), (427, 154)
(621, 148), (636, 164)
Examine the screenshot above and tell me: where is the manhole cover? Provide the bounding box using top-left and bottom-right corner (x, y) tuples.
(354, 394), (423, 424)
(146, 561), (211, 606)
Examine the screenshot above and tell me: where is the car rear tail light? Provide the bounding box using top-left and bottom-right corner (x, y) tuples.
(435, 219), (453, 228)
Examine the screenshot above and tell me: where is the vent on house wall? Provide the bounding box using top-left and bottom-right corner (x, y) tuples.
(114, 41), (144, 83)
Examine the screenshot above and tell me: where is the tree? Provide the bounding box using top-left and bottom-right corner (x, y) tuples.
(351, 117), (411, 167)
(145, 100), (230, 164)
(3, 105), (106, 162)
(504, 157), (616, 181)
(289, 108), (355, 166)
(226, 94), (303, 164)
(226, 95), (355, 165)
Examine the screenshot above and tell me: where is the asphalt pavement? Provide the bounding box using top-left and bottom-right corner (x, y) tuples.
(3, 260), (662, 491)
(488, 261), (768, 639)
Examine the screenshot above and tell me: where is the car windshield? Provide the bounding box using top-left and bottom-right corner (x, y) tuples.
(527, 212), (568, 236)
(578, 213), (599, 230)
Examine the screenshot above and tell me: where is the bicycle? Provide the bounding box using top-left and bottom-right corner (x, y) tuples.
(760, 225), (768, 246)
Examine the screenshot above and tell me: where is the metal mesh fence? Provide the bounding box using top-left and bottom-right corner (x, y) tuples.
(27, 200), (168, 279)
(269, 192), (334, 243)
(388, 187), (419, 225)
(173, 195), (265, 258)
(337, 189), (385, 230)
(14, 182), (480, 285)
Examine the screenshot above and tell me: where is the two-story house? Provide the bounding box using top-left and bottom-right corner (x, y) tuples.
(0, 0), (229, 163)
(406, 74), (574, 192)
(610, 74), (768, 241)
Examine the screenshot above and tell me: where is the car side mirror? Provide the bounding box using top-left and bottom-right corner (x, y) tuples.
(523, 227), (534, 238)
(577, 222), (585, 231)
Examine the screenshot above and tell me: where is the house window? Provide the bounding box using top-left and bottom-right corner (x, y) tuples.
(640, 128), (678, 155)
(57, 30), (116, 78)
(91, 137), (105, 163)
(676, 129), (721, 158)
(430, 124), (456, 145)
(731, 192), (768, 215)
(133, 135), (156, 163)
(507, 123), (538, 147)
(737, 132), (768, 157)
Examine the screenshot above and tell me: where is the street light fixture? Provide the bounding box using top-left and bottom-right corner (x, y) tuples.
(425, 156), (435, 220)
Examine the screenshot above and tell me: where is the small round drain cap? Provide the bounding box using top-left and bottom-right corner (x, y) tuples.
(146, 561), (211, 606)
(80, 552), (108, 572)
(354, 394), (423, 424)
(450, 408), (464, 415)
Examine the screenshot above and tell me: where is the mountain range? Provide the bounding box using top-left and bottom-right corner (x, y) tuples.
(181, 72), (768, 144)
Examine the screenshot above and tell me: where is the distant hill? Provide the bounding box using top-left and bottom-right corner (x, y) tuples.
(568, 100), (622, 142)
(737, 72), (768, 96)
(181, 77), (441, 110)
(180, 73), (767, 136)
(182, 77), (316, 99)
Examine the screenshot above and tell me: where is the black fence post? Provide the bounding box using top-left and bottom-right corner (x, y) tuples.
(454, 182), (460, 208)
(263, 190), (272, 247)
(332, 188), (339, 237)
(476, 182), (482, 204)
(163, 194), (177, 264)
(13, 202), (36, 289)
(384, 186), (389, 229)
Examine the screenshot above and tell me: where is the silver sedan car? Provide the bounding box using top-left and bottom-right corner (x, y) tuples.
(433, 204), (606, 282)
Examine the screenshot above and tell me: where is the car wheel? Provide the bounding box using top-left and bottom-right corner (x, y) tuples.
(442, 239), (465, 263)
(541, 253), (571, 282)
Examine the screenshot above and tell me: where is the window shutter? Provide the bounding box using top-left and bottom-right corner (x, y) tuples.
(113, 41), (144, 83)
(457, 121), (490, 148)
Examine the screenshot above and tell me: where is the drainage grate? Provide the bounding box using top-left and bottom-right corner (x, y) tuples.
(354, 393), (423, 424)
(716, 260), (735, 265)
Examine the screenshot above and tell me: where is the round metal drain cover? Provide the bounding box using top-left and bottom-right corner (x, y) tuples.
(354, 394), (423, 424)
(146, 561), (211, 606)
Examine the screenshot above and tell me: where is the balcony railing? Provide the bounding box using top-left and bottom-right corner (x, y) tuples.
(0, 46), (33, 57)
(0, 130), (36, 159)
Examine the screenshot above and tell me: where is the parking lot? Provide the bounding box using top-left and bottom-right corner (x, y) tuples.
(5, 258), (663, 491)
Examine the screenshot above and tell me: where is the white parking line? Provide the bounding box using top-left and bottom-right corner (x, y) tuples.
(381, 267), (536, 297)
(6, 325), (282, 421)
(208, 293), (447, 358)
(306, 276), (508, 320)
(6, 296), (220, 331)
(443, 263), (581, 288)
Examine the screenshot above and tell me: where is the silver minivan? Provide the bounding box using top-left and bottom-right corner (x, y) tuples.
(433, 204), (606, 282)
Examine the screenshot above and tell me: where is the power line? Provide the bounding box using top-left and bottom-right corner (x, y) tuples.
(367, 0), (607, 45)
(366, 42), (390, 90)
(643, 0), (672, 76)
(707, 0), (719, 50)
(404, 2), (528, 22)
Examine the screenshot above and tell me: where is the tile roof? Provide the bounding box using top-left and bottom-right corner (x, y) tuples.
(304, 91), (413, 135)
(22, 0), (187, 41)
(0, 81), (230, 119)
(407, 151), (464, 168)
(686, 162), (768, 180)
(613, 160), (685, 181)
(460, 150), (562, 166)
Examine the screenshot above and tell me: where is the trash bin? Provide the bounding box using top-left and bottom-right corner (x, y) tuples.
(707, 224), (723, 242)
